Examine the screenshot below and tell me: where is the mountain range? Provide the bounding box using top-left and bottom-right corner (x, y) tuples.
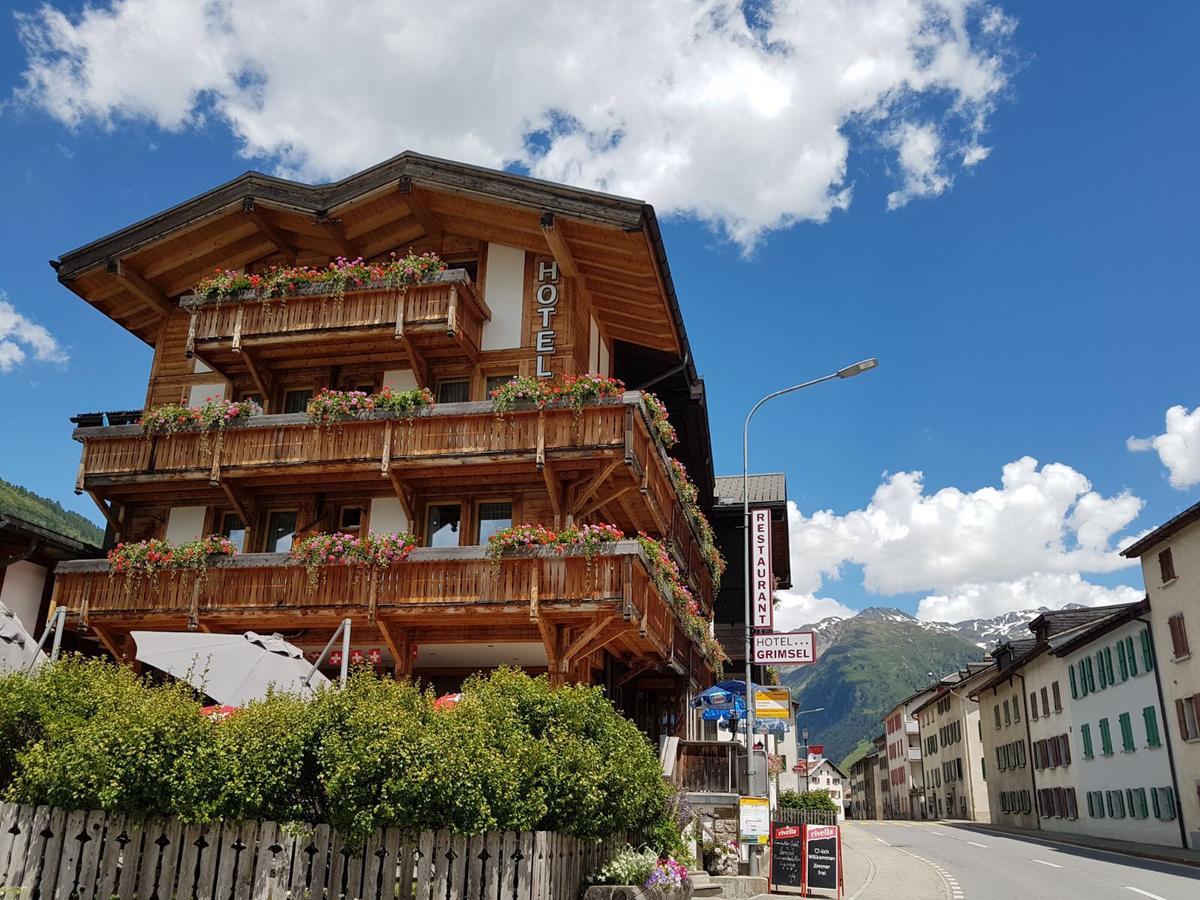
(780, 604), (1089, 769)
(0, 479), (103, 546)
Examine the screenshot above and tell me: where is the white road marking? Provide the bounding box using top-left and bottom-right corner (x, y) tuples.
(874, 836), (890, 845)
(966, 841), (988, 848)
(1031, 859), (1063, 868)
(931, 830), (948, 835)
(1124, 889), (1167, 900)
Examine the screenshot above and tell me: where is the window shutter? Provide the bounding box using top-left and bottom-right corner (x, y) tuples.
(1141, 629), (1154, 671)
(1144, 705), (1161, 748)
(1106, 646), (1115, 684)
(1060, 733), (1071, 765)
(1052, 681), (1062, 711)
(1097, 652), (1107, 689)
(1087, 792), (1094, 818)
(1152, 786), (1161, 819)
(1177, 698), (1190, 740)
(1030, 692), (1038, 719)
(1118, 639), (1129, 680)
(1081, 723), (1092, 759)
(1069, 666), (1078, 699)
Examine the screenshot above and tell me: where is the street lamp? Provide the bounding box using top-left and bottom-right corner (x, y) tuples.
(741, 359), (878, 756)
(801, 726), (811, 794)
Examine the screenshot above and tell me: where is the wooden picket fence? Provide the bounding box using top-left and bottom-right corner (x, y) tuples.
(0, 802), (628, 899)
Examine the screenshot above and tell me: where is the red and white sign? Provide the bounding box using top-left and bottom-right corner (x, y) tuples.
(752, 631), (816, 665)
(751, 508), (773, 630)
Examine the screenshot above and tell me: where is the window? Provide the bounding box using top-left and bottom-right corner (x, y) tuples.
(1125, 635), (1139, 676)
(1104, 646), (1115, 685)
(1127, 788), (1148, 819)
(994, 705), (1002, 729)
(1052, 681), (1062, 712)
(1040, 686), (1050, 717)
(219, 512), (247, 553)
(1168, 613), (1190, 659)
(338, 506), (365, 535)
(1097, 651), (1108, 690)
(1154, 787), (1176, 821)
(1084, 657), (1096, 693)
(283, 388), (313, 414)
(475, 501), (513, 544)
(1107, 790), (1125, 819)
(1159, 547), (1176, 583)
(1003, 699), (1011, 725)
(1078, 661), (1090, 697)
(485, 374), (517, 398)
(1012, 695), (1020, 722)
(436, 379), (470, 404)
(1144, 706), (1162, 748)
(1029, 692), (1038, 720)
(1065, 788), (1078, 820)
(1119, 712), (1135, 753)
(1048, 737), (1060, 768)
(1140, 629), (1154, 671)
(1099, 718), (1114, 756)
(265, 510), (298, 553)
(1175, 695), (1200, 741)
(239, 390), (263, 407)
(1069, 666), (1078, 699)
(1118, 638), (1130, 681)
(1058, 734), (1071, 766)
(425, 504), (462, 548)
(1081, 723), (1093, 759)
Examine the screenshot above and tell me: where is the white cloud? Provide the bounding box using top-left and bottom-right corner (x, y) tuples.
(786, 457), (1144, 622)
(775, 591), (856, 630)
(1128, 405), (1200, 490)
(0, 295), (68, 373)
(13, 0), (1015, 248)
(915, 573), (1143, 622)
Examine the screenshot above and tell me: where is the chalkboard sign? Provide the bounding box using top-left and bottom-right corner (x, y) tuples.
(804, 824), (841, 894)
(769, 823), (803, 893)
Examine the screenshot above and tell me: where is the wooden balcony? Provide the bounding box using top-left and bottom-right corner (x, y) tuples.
(181, 269), (490, 371)
(52, 542), (715, 685)
(73, 393), (716, 609)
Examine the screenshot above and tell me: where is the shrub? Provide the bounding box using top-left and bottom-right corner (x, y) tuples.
(779, 789), (838, 812)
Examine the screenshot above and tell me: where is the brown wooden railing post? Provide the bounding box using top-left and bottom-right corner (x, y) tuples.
(446, 284), (458, 337)
(185, 310), (198, 358)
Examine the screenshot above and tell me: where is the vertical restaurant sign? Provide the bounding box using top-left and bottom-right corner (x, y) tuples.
(751, 507), (773, 629)
(534, 258), (559, 377)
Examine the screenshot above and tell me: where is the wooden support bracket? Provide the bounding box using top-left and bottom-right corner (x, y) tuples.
(240, 347), (274, 400)
(92, 624), (125, 662)
(536, 412), (546, 469)
(569, 459), (621, 516)
(398, 177), (444, 251)
(577, 484), (636, 522)
(242, 198), (297, 262)
(616, 658), (657, 688)
(87, 491), (122, 538)
(387, 469), (417, 526)
(539, 213), (579, 279)
(559, 616), (613, 672)
(185, 312), (198, 358)
(542, 463), (564, 526)
(317, 215), (357, 257)
(219, 480), (254, 525)
(208, 430), (225, 486)
(107, 259), (172, 317)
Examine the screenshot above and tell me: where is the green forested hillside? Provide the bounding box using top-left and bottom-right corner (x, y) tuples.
(781, 609), (986, 768)
(0, 478), (103, 546)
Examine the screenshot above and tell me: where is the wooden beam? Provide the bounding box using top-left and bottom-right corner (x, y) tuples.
(568, 459), (621, 516)
(539, 213), (579, 278)
(219, 481), (254, 525)
(577, 484), (636, 521)
(317, 215), (357, 257)
(542, 463), (564, 526)
(398, 177), (444, 251)
(395, 330), (431, 389)
(559, 616), (614, 672)
(107, 259), (171, 317)
(87, 491), (122, 538)
(387, 469), (417, 527)
(242, 198), (297, 262)
(92, 624), (125, 662)
(616, 658), (657, 688)
(240, 347), (274, 399)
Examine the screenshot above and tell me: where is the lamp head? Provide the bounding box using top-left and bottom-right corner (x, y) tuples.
(801, 726), (810, 741)
(836, 358), (879, 379)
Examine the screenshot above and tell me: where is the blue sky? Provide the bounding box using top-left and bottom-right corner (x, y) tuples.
(0, 1), (1196, 623)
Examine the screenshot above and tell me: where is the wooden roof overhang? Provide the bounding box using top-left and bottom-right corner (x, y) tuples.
(52, 542), (715, 684)
(53, 152), (687, 359)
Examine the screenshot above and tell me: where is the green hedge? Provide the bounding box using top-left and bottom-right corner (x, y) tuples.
(0, 658), (675, 844)
(778, 789), (838, 812)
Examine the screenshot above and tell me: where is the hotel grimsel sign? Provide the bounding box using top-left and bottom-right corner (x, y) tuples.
(534, 258), (559, 377)
(753, 631), (817, 666)
(751, 508), (773, 630)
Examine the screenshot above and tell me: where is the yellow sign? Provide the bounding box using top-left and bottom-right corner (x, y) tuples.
(739, 796), (771, 844)
(755, 687), (791, 719)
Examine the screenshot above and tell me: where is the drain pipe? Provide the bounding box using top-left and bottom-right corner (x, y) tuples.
(1136, 613), (1189, 848)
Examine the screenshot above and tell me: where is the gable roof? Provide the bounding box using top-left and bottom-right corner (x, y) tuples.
(1120, 498), (1200, 559)
(52, 150), (695, 366)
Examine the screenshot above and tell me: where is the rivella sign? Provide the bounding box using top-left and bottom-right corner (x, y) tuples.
(752, 631), (817, 666)
(751, 508), (773, 629)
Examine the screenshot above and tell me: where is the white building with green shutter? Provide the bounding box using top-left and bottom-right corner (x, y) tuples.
(1054, 599), (1186, 847)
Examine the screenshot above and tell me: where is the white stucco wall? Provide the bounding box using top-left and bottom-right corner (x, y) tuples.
(382, 369), (419, 393)
(0, 560), (48, 632)
(164, 506), (206, 543)
(368, 498), (410, 535)
(1143, 524), (1200, 849)
(1023, 652), (1079, 836)
(1065, 619), (1181, 846)
(481, 243), (525, 351)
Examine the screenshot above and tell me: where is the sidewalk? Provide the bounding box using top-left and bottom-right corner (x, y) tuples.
(939, 818), (1200, 868)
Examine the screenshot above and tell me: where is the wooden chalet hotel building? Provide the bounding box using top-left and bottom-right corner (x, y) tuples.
(48, 152), (728, 740)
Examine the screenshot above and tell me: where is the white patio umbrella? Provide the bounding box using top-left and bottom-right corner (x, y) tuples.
(131, 630), (330, 706)
(0, 601), (45, 674)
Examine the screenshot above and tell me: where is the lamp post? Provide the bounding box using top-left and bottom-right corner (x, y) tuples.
(741, 359), (878, 755)
(801, 726), (811, 793)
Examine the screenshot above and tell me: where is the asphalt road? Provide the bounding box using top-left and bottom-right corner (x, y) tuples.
(838, 820), (1200, 900)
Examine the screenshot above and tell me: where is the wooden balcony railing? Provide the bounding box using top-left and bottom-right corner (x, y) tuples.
(52, 543), (716, 679)
(73, 394), (716, 609)
(182, 269), (490, 360)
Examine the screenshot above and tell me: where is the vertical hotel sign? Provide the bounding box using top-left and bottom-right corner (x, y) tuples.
(534, 259), (559, 377)
(751, 508), (773, 629)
